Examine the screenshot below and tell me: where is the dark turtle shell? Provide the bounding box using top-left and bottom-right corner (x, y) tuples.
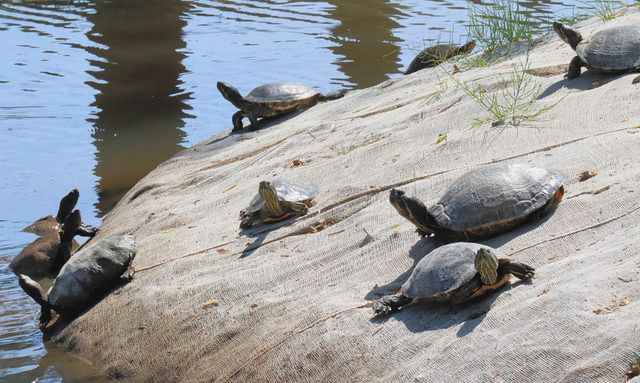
(577, 25), (640, 71)
(47, 235), (136, 314)
(401, 242), (504, 299)
(244, 81), (320, 111)
(243, 179), (319, 215)
(429, 163), (564, 233)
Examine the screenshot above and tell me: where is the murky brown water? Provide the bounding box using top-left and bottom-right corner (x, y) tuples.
(0, 0), (587, 381)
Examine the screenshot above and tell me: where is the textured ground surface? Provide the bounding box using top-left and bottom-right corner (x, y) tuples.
(52, 11), (640, 382)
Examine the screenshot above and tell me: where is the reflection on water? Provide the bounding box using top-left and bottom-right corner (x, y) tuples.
(0, 0), (585, 381)
(85, 0), (192, 214)
(327, 0), (407, 88)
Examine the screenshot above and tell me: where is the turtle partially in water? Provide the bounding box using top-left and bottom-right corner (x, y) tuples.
(373, 242), (535, 316)
(217, 81), (346, 132)
(553, 21), (640, 79)
(390, 163), (565, 242)
(404, 41), (476, 75)
(240, 179), (319, 229)
(10, 210), (82, 278)
(23, 189), (98, 238)
(18, 235), (136, 326)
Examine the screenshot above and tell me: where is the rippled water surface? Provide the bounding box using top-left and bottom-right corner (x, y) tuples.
(1, 0), (586, 380)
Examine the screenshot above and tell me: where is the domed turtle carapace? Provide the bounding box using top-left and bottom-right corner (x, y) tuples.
(373, 242), (534, 316)
(217, 81), (346, 132)
(390, 163), (565, 242)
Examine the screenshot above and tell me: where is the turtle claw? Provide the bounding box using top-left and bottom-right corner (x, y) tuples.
(372, 301), (394, 317)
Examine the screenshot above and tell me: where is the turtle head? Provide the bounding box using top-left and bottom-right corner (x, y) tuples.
(56, 188), (79, 223)
(217, 81), (245, 109)
(18, 274), (53, 325)
(258, 181), (284, 217)
(18, 274), (48, 306)
(475, 248), (499, 285)
(553, 21), (582, 50)
(459, 40), (476, 54)
(389, 189), (436, 236)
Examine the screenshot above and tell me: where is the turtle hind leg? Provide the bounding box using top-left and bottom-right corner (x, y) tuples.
(501, 261), (535, 280)
(317, 89), (347, 101)
(633, 75), (640, 85)
(567, 56), (584, 79)
(373, 294), (413, 316)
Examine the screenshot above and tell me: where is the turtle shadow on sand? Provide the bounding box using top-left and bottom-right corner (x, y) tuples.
(232, 110), (303, 134)
(239, 218), (300, 257)
(537, 71), (615, 99)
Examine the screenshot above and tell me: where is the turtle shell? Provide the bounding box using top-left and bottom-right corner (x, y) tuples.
(48, 235), (136, 314)
(577, 25), (640, 71)
(401, 242), (504, 298)
(243, 179), (319, 214)
(244, 82), (319, 105)
(429, 163), (564, 232)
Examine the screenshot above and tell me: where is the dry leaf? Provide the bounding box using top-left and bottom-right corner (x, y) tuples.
(203, 299), (220, 309)
(578, 170), (597, 182)
(250, 303), (258, 308)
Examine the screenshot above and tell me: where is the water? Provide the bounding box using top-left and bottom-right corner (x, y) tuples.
(0, 0), (586, 381)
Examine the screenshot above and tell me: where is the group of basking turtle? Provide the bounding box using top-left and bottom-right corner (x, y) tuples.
(237, 163), (565, 315)
(12, 20), (640, 327)
(11, 190), (136, 328)
(218, 22), (640, 132)
(220, 20), (638, 314)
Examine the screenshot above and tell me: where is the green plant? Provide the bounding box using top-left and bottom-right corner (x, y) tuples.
(466, 0), (537, 54)
(423, 75), (449, 105)
(581, 0), (629, 20)
(556, 5), (592, 25)
(449, 56), (561, 128)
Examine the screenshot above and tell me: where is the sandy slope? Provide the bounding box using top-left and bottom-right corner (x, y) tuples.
(53, 10), (640, 382)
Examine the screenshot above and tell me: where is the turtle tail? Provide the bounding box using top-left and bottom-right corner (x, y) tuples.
(373, 293), (413, 316)
(317, 89), (347, 101)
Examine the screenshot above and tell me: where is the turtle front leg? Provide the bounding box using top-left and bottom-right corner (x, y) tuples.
(567, 56), (584, 79)
(246, 113), (260, 131)
(373, 293), (413, 316)
(239, 210), (260, 230)
(120, 264), (136, 282)
(76, 223), (99, 238)
(231, 111), (246, 132)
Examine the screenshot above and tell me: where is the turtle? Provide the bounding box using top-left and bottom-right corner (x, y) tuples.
(239, 179), (319, 229)
(10, 210), (82, 278)
(23, 188), (99, 238)
(373, 242), (535, 316)
(18, 235), (136, 326)
(217, 81), (346, 132)
(390, 163), (565, 242)
(553, 21), (640, 79)
(404, 40), (476, 75)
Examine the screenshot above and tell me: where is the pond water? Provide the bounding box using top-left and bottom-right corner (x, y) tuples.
(0, 0), (588, 381)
